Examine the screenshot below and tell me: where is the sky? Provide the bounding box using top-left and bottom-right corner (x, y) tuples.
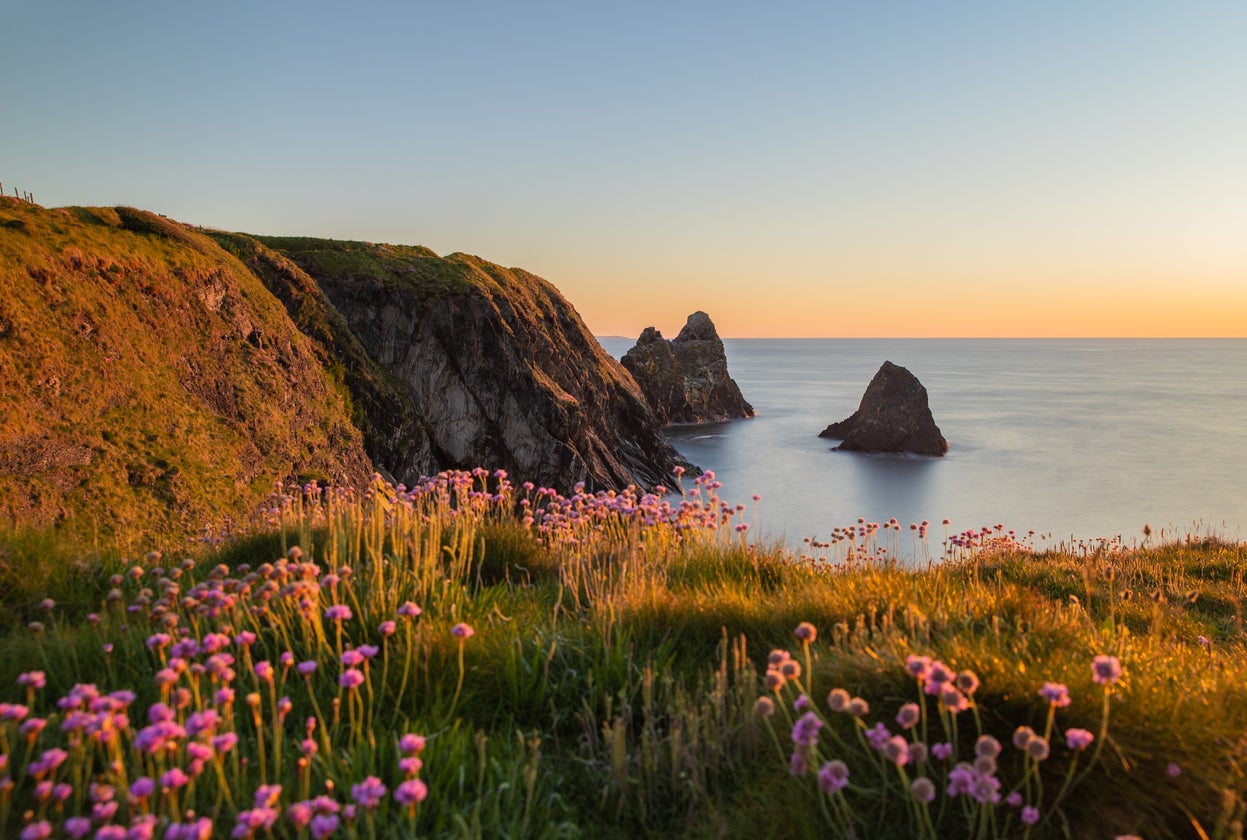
(4, 1), (1246, 338)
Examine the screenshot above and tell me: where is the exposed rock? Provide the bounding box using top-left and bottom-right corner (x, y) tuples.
(819, 361), (948, 456)
(621, 311), (754, 424)
(258, 238), (691, 492)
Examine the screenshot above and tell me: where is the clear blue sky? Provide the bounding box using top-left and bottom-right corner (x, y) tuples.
(6, 1), (1246, 336)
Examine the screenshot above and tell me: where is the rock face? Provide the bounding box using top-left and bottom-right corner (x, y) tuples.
(257, 237), (690, 492)
(819, 361), (948, 456)
(621, 311), (754, 424)
(0, 200), (373, 542)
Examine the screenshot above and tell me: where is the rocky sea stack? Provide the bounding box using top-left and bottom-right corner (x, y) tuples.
(620, 311), (754, 424)
(819, 361), (948, 456)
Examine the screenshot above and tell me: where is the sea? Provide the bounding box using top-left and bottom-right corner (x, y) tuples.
(597, 338), (1247, 553)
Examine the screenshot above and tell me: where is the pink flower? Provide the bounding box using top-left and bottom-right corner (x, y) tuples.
(896, 703), (920, 729)
(394, 778), (428, 805)
(818, 760), (849, 793)
(1039, 682), (1071, 707)
(1092, 655), (1122, 685)
(1022, 805), (1041, 824)
(325, 605), (352, 622)
(297, 661), (318, 676)
(351, 776), (387, 809)
(1065, 728), (1095, 751)
(399, 733), (426, 754)
(254, 661), (275, 682)
(160, 768), (190, 789)
(793, 622), (817, 643)
(18, 671), (46, 689)
(378, 621), (397, 637)
(310, 814), (339, 839)
(397, 602), (422, 618)
(338, 669), (365, 689)
(451, 622), (474, 639)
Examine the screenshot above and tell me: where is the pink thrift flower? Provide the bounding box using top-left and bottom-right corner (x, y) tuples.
(394, 778), (428, 805)
(1039, 682), (1071, 707)
(793, 622), (817, 643)
(297, 661), (318, 676)
(451, 622), (474, 640)
(1022, 805), (1040, 825)
(1065, 728), (1095, 751)
(310, 814), (339, 840)
(1092, 655), (1122, 685)
(398, 602), (422, 618)
(325, 605), (352, 622)
(350, 776), (387, 809)
(399, 733), (426, 754)
(378, 621), (397, 637)
(818, 760), (849, 793)
(338, 669), (365, 689)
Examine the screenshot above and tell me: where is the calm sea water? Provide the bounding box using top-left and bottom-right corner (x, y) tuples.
(599, 338), (1247, 551)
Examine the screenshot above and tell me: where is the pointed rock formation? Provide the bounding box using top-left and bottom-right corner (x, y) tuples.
(621, 311), (754, 424)
(819, 361), (948, 456)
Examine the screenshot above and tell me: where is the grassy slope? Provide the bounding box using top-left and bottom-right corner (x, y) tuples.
(0, 480), (1242, 839)
(0, 199), (371, 551)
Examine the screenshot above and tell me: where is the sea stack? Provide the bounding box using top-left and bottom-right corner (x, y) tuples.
(621, 311), (754, 424)
(819, 361), (948, 456)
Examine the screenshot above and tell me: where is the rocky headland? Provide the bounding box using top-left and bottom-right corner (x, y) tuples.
(0, 198), (688, 542)
(621, 311), (754, 424)
(819, 361), (948, 456)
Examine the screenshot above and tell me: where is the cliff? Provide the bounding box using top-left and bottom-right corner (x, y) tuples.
(249, 236), (687, 491)
(0, 199), (372, 543)
(621, 311), (754, 424)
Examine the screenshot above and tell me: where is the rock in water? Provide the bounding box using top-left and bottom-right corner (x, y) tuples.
(621, 311), (754, 424)
(819, 361), (948, 456)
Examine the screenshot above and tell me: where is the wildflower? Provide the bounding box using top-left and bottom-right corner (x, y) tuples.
(906, 655), (932, 681)
(1092, 655), (1122, 685)
(451, 622), (474, 639)
(1013, 726), (1036, 749)
(399, 733), (426, 754)
(297, 661), (318, 676)
(1065, 728), (1095, 751)
(287, 802), (314, 830)
(793, 622), (817, 643)
(794, 694), (811, 712)
(397, 602), (422, 618)
(865, 722), (890, 750)
(1026, 737), (1051, 761)
(212, 732), (239, 754)
(20, 821), (52, 840)
(255, 784), (283, 808)
(130, 777), (156, 800)
(17, 671), (46, 689)
(818, 760), (849, 793)
(753, 696), (776, 717)
(325, 605), (352, 622)
(790, 751), (808, 775)
(1167, 762), (1182, 778)
(338, 669), (365, 689)
(310, 814), (339, 840)
(896, 702), (920, 729)
(975, 735), (1001, 759)
(1006, 791), (1023, 808)
(910, 776), (936, 803)
(254, 661), (275, 682)
(778, 660), (801, 680)
(910, 741), (929, 764)
(160, 767), (190, 789)
(883, 735), (911, 766)
(1039, 682), (1071, 707)
(351, 776), (387, 809)
(790, 711), (823, 748)
(394, 778), (428, 805)
(64, 817), (92, 839)
(764, 671), (786, 691)
(340, 650), (365, 668)
(826, 688), (850, 712)
(1022, 806), (1041, 825)
(846, 697), (869, 717)
(378, 621), (397, 637)
(939, 684), (969, 714)
(954, 670), (980, 694)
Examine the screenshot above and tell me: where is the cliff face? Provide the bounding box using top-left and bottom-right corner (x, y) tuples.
(256, 238), (689, 491)
(819, 361), (948, 456)
(621, 311), (754, 424)
(0, 200), (372, 542)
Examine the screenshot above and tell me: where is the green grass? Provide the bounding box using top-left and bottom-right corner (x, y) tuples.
(0, 475), (1243, 839)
